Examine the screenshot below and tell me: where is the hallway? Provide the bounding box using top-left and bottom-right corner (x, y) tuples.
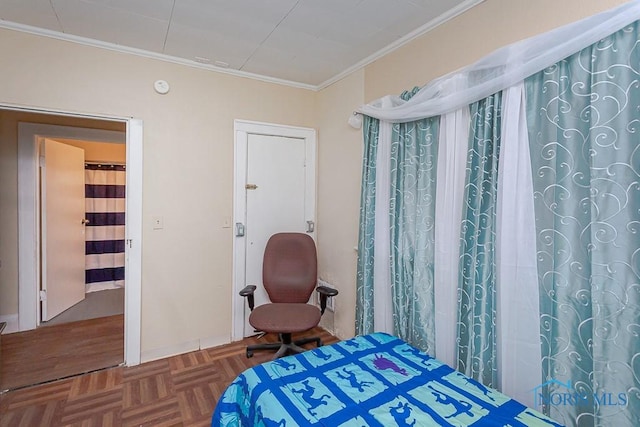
(1, 314), (123, 391)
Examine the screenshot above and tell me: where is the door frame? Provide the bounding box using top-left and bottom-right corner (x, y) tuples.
(16, 117), (143, 366)
(231, 120), (316, 341)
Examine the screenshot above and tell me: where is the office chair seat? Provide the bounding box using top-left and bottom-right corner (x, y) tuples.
(249, 303), (321, 334)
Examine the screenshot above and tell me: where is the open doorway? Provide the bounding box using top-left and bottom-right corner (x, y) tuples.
(39, 137), (126, 327)
(0, 107), (142, 391)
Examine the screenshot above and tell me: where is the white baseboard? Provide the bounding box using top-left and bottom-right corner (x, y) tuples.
(140, 339), (200, 364)
(200, 334), (231, 350)
(86, 281), (124, 293)
(0, 314), (19, 334)
(139, 333), (233, 364)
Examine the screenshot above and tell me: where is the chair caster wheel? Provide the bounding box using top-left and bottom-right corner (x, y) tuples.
(246, 350), (253, 358)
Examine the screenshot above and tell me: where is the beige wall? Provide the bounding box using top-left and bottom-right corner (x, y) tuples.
(315, 69), (365, 339)
(0, 0), (628, 357)
(0, 28), (315, 358)
(55, 139), (126, 164)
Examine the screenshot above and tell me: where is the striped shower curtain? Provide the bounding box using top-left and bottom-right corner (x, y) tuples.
(84, 163), (126, 292)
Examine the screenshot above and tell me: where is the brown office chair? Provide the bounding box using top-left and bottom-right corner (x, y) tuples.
(239, 232), (338, 359)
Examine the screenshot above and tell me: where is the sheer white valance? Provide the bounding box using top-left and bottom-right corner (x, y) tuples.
(358, 0), (640, 122)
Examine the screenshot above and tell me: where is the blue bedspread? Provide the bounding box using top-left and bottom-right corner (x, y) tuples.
(212, 333), (562, 426)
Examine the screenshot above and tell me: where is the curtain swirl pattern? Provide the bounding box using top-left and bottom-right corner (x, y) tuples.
(354, 3), (640, 425)
(356, 116), (379, 336)
(456, 92), (502, 388)
(526, 22), (640, 426)
(389, 92), (439, 353)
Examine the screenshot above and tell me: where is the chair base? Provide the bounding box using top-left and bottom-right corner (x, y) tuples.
(246, 333), (322, 359)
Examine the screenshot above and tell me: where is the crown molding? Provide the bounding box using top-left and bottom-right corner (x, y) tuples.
(316, 0), (486, 90)
(0, 0), (485, 92)
(0, 20), (317, 91)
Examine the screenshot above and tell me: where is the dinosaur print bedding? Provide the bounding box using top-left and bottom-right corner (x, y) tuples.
(211, 332), (562, 426)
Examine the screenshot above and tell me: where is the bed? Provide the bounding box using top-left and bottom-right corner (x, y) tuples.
(212, 332), (562, 426)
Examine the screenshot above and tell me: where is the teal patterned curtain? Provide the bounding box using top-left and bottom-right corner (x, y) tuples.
(526, 22), (640, 426)
(355, 116), (380, 336)
(389, 88), (439, 353)
(456, 92), (502, 388)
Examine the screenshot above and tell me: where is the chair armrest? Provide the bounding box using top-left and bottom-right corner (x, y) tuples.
(316, 286), (338, 315)
(239, 285), (257, 311)
(316, 286), (338, 297)
(239, 285), (256, 296)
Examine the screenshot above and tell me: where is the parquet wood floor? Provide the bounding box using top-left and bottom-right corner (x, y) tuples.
(0, 327), (338, 426)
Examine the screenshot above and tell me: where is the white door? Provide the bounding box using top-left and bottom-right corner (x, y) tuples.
(233, 121), (316, 339)
(41, 138), (87, 321)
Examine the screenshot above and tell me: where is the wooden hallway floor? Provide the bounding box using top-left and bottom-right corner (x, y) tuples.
(1, 315), (124, 391)
(0, 327), (338, 426)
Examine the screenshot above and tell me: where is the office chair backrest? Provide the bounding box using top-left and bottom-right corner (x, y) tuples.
(263, 233), (317, 304)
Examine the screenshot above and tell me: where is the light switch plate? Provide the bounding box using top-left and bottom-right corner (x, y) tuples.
(152, 216), (164, 230)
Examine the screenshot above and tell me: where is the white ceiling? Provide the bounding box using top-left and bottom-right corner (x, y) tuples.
(0, 0), (483, 89)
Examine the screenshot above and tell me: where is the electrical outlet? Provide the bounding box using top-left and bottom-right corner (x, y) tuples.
(152, 216), (164, 230)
